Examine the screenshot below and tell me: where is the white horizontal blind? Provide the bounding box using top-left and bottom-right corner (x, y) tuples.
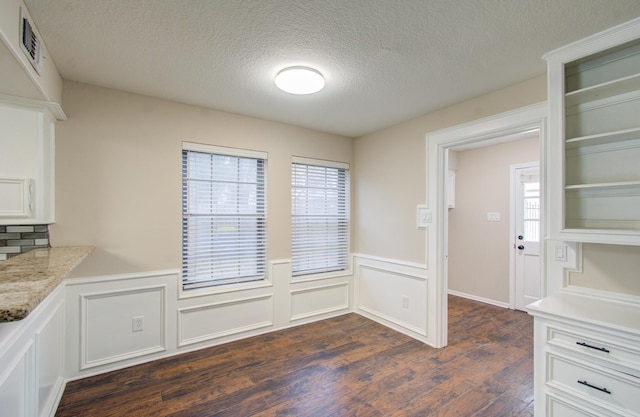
(291, 159), (350, 276)
(182, 148), (267, 289)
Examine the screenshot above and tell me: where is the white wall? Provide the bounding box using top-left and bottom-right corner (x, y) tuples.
(353, 75), (547, 264)
(52, 81), (353, 270)
(351, 76), (546, 344)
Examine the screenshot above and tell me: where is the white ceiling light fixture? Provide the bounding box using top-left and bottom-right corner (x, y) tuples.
(275, 66), (325, 95)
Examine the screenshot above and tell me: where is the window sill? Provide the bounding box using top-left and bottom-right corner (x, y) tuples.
(291, 269), (353, 283)
(178, 278), (273, 299)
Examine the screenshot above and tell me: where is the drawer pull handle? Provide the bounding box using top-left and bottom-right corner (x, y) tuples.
(577, 380), (612, 394)
(576, 341), (610, 353)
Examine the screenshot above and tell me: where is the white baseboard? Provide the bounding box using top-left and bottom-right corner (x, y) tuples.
(447, 289), (510, 309)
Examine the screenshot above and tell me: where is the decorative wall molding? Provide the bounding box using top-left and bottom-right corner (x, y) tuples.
(352, 253), (427, 270)
(353, 254), (429, 343)
(58, 260), (353, 387)
(290, 282), (350, 322)
(79, 284), (167, 370)
(447, 289), (510, 309)
(66, 269), (180, 286)
(177, 294), (274, 347)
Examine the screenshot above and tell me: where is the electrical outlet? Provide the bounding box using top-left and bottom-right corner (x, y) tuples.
(132, 316), (144, 332)
(402, 296), (409, 308)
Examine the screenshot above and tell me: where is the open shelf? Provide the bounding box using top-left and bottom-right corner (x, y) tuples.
(565, 126), (640, 148)
(565, 180), (640, 190)
(548, 20), (640, 244)
(565, 73), (640, 107)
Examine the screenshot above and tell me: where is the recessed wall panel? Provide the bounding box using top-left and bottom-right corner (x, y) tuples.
(178, 295), (273, 347)
(290, 283), (349, 321)
(81, 285), (166, 369)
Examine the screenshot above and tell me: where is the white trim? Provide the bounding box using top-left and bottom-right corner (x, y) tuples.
(357, 306), (428, 337)
(182, 141), (268, 160)
(292, 155), (349, 170)
(178, 276), (273, 299)
(352, 253), (427, 270)
(358, 263), (427, 283)
(0, 93), (66, 120)
(66, 269), (180, 285)
(447, 289), (510, 309)
(542, 16), (640, 62)
(427, 101), (548, 348)
(561, 285), (640, 306)
(290, 269), (353, 284)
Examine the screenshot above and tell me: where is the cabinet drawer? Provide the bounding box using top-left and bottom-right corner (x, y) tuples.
(547, 393), (626, 417)
(547, 353), (640, 415)
(547, 326), (640, 376)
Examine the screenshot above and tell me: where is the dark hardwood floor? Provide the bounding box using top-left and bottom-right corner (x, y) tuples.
(56, 295), (534, 416)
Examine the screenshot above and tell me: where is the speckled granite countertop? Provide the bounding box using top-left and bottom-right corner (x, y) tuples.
(0, 246), (93, 322)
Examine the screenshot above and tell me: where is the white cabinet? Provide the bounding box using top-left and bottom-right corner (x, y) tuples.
(0, 101), (56, 225)
(546, 17), (640, 245)
(0, 284), (66, 417)
(528, 293), (640, 417)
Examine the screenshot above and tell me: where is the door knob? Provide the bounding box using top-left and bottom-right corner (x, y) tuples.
(517, 235), (524, 240)
(517, 245), (525, 250)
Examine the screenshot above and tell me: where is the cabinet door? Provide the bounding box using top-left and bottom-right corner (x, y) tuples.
(0, 178), (33, 218)
(0, 342), (35, 417)
(0, 102), (55, 225)
(36, 302), (65, 417)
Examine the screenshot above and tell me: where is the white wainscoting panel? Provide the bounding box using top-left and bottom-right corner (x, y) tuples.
(80, 285), (167, 369)
(64, 262), (354, 381)
(354, 255), (428, 343)
(35, 300), (65, 417)
(178, 294), (274, 347)
(290, 282), (349, 322)
(0, 340), (35, 417)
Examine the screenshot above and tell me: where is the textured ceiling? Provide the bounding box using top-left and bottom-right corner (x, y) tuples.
(22, 0), (640, 137)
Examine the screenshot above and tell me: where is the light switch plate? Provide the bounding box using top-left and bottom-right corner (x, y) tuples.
(417, 205), (431, 228)
(487, 212), (501, 222)
(554, 244), (567, 262)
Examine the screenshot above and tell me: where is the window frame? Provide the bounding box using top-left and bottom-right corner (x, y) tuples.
(291, 156), (351, 278)
(181, 142), (268, 290)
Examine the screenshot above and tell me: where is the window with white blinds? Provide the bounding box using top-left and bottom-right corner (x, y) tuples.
(182, 143), (267, 289)
(291, 157), (350, 277)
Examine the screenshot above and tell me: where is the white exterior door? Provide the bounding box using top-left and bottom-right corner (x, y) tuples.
(514, 164), (541, 311)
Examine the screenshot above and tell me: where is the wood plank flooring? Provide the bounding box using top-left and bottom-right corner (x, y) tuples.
(55, 295), (534, 416)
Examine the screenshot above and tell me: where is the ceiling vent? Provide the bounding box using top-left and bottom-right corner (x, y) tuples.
(19, 7), (41, 74)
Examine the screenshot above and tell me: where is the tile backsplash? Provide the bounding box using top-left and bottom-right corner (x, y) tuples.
(0, 225), (50, 261)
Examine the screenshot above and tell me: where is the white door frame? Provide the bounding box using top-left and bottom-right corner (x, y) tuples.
(426, 102), (547, 348)
(509, 161), (541, 310)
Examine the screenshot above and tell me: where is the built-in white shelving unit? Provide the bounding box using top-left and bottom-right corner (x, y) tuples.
(546, 18), (640, 245)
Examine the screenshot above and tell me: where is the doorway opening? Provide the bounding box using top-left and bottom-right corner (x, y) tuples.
(447, 134), (540, 312)
(426, 103), (547, 348)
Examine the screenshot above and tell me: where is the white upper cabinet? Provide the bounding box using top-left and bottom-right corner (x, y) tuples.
(0, 102), (56, 224)
(546, 17), (640, 245)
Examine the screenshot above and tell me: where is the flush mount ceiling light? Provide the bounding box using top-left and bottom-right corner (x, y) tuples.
(275, 66), (325, 94)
